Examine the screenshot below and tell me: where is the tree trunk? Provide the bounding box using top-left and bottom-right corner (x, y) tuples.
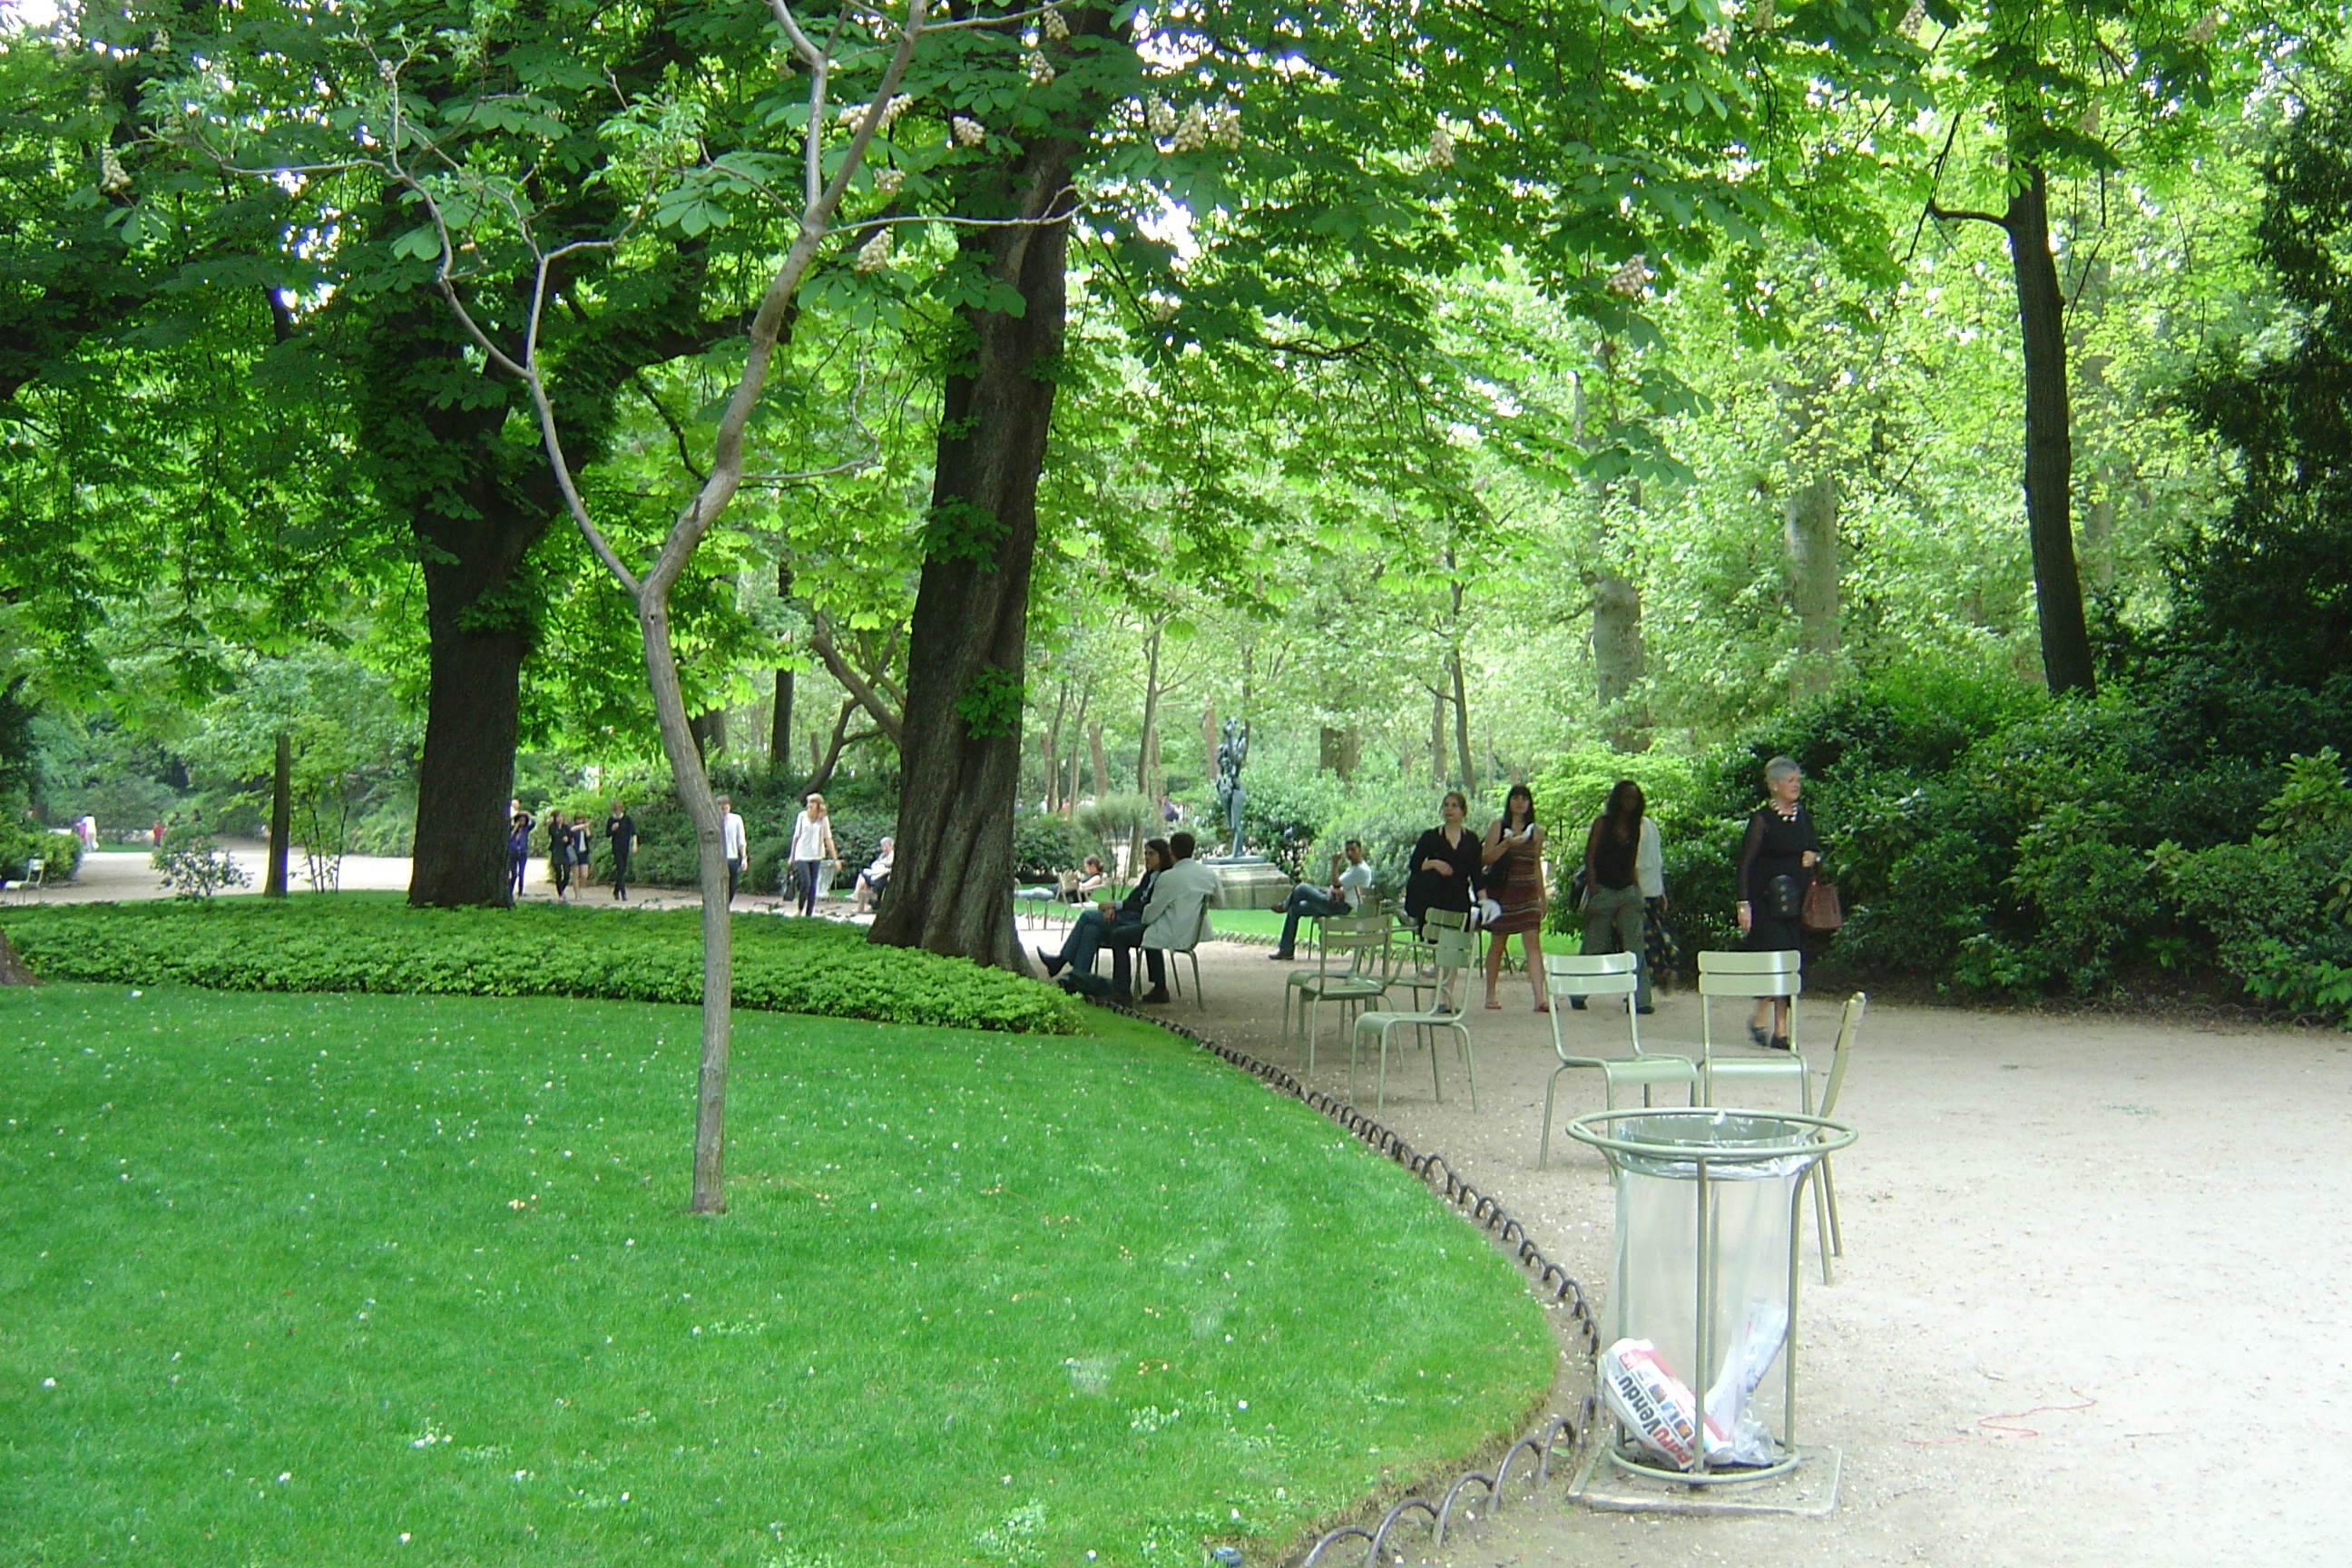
(1201, 703), (1220, 789)
(1430, 690), (1447, 787)
(408, 505), (544, 907)
(265, 730), (291, 897)
(1784, 472), (1839, 698)
(1450, 647), (1475, 798)
(868, 140), (1081, 969)
(689, 707), (727, 762)
(806, 699), (858, 794)
(1592, 574), (1646, 750)
(1088, 720), (1108, 799)
(1318, 724), (1359, 781)
(771, 564), (796, 770)
(2005, 164), (2096, 696)
(1135, 620), (1162, 797)
(0, 928), (42, 986)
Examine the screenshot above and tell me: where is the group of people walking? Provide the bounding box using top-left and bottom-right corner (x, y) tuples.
(508, 801), (639, 902)
(1348, 757), (1822, 1040)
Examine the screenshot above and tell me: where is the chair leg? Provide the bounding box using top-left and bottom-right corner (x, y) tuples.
(1427, 1023), (1443, 1104)
(1811, 1166), (1835, 1286)
(1191, 951), (1203, 1010)
(1820, 1155), (1844, 1257)
(1539, 1063), (1566, 1170)
(1455, 1024), (1477, 1112)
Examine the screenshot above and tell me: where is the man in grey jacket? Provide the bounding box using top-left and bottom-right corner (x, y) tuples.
(1122, 830), (1220, 1004)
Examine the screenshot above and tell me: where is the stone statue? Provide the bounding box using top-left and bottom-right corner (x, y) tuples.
(1213, 718), (1249, 859)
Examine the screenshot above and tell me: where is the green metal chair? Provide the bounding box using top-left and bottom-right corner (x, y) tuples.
(1695, 948), (1806, 1109)
(1161, 898), (1214, 1011)
(1291, 914), (1391, 1068)
(1537, 951), (1700, 1169)
(1808, 992), (1868, 1282)
(1349, 924), (1477, 1111)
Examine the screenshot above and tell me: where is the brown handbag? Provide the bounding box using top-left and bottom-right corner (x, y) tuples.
(1800, 879), (1843, 933)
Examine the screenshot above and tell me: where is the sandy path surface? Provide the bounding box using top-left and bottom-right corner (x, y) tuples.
(25, 862), (2350, 1560)
(1142, 938), (2352, 1567)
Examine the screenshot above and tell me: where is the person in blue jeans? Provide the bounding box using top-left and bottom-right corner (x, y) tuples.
(1039, 838), (1167, 991)
(1269, 839), (1375, 960)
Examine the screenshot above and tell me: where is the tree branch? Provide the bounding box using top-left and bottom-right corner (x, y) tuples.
(806, 612), (905, 743)
(1926, 199), (2010, 230)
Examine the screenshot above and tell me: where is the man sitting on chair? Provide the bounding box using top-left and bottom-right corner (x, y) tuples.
(1269, 838), (1374, 961)
(1041, 838), (1166, 993)
(1129, 830), (1220, 1004)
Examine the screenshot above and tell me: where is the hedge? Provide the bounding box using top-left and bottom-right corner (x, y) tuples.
(0, 897), (1083, 1034)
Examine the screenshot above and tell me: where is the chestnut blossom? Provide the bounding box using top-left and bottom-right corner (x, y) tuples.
(1025, 50), (1055, 86)
(2188, 7), (2219, 43)
(854, 228), (892, 271)
(1606, 254), (1650, 299)
(1210, 105), (1241, 151)
(1043, 4), (1069, 40)
(1145, 98), (1178, 138)
(952, 115), (985, 147)
(873, 166), (905, 193)
(99, 144), (130, 192)
(1698, 22), (1730, 53)
(1427, 123), (1455, 170)
(1896, 0), (1926, 37)
(1746, 0), (1775, 27)
(1173, 103), (1209, 153)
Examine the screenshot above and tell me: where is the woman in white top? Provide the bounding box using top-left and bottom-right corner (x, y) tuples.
(788, 793), (840, 917)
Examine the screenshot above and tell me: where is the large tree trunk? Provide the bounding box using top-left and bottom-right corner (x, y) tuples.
(2005, 165), (2095, 696)
(1135, 619), (1163, 797)
(1784, 472), (1839, 698)
(868, 145), (1080, 969)
(408, 499), (545, 906)
(1088, 720), (1108, 799)
(1430, 690), (1447, 786)
(1592, 575), (1645, 707)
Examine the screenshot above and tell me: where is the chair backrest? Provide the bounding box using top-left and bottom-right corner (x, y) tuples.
(1055, 868), (1081, 896)
(1320, 914), (1389, 975)
(1422, 906), (1469, 932)
(1696, 948), (1801, 999)
(1544, 950), (1639, 999)
(1815, 993), (1868, 1120)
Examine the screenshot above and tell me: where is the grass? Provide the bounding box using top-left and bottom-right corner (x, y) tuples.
(2, 896), (1081, 1034)
(1, 985), (1553, 1567)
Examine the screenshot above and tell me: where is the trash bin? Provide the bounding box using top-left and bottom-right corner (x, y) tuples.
(1565, 1108), (1857, 1485)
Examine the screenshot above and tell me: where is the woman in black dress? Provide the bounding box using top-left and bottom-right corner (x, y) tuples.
(1405, 789), (1480, 931)
(1735, 755), (1821, 1050)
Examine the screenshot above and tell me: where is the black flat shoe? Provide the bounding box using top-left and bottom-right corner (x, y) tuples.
(1769, 1035), (1793, 1052)
(1635, 1004), (1656, 1015)
(1268, 950), (1294, 961)
(1568, 996), (1588, 1011)
(1138, 987), (1172, 1005)
(1748, 1024), (1771, 1049)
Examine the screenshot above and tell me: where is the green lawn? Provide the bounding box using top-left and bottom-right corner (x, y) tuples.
(1, 985), (1553, 1567)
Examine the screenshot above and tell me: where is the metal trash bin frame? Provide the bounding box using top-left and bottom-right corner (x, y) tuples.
(1565, 1107), (1857, 1485)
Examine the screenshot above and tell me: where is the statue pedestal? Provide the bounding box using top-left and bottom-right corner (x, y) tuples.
(1202, 856), (1292, 912)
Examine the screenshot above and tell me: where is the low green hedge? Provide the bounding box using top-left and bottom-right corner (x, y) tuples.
(0, 897), (1082, 1034)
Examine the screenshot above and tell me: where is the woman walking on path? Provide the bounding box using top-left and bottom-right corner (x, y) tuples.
(505, 809), (534, 902)
(1480, 784), (1550, 1011)
(1404, 790), (1480, 932)
(789, 793), (841, 918)
(1577, 780), (1661, 1014)
(1735, 756), (1821, 1050)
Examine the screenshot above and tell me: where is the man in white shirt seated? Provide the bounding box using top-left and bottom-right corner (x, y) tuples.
(1269, 838), (1375, 961)
(1124, 830), (1220, 1004)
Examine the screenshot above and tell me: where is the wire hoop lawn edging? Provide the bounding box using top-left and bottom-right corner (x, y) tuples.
(1102, 1000), (1604, 1566)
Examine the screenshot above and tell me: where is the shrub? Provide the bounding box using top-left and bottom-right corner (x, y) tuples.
(1011, 811), (1089, 880)
(0, 898), (1083, 1034)
(151, 823), (250, 899)
(1236, 769), (1348, 877)
(1074, 791), (1158, 866)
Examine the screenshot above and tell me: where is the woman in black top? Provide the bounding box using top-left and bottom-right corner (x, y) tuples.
(1405, 790), (1480, 930)
(1735, 755), (1822, 1050)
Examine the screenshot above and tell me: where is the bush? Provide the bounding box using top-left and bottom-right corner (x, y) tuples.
(0, 826), (83, 884)
(150, 822), (250, 899)
(1074, 792), (1158, 867)
(1011, 811), (1089, 881)
(1310, 780), (1453, 908)
(0, 897), (1083, 1034)
(1237, 769), (1348, 877)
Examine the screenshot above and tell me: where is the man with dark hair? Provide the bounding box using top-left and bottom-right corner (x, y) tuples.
(604, 799), (637, 901)
(1269, 838), (1374, 961)
(1130, 829), (1220, 1004)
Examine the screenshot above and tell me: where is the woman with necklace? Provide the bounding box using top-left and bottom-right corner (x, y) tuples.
(1480, 783), (1551, 1011)
(1405, 790), (1481, 934)
(1734, 756), (1821, 1050)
